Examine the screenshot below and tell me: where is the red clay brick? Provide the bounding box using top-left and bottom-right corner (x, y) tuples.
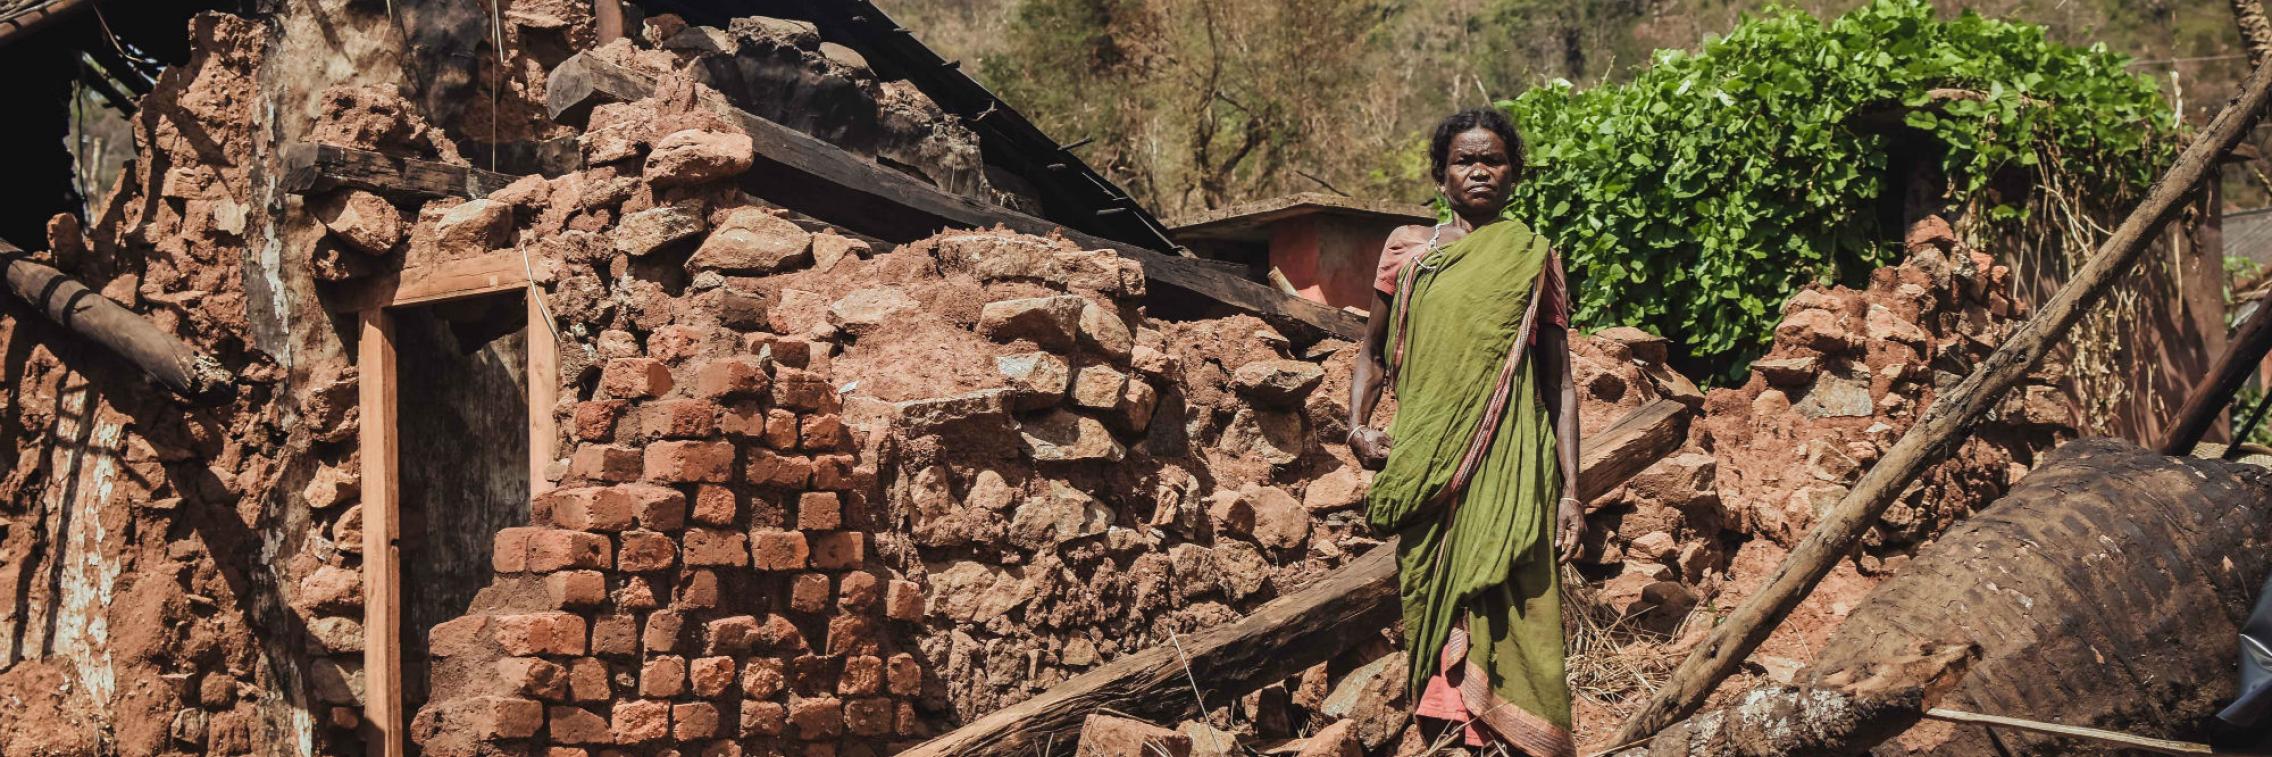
(545, 748), (589, 757)
(790, 654), (836, 696)
(763, 408), (799, 449)
(696, 356), (771, 399)
(683, 528), (750, 566)
(704, 615), (760, 655)
(641, 655), (688, 697)
(464, 696), (544, 740)
(571, 400), (628, 442)
(743, 449), (813, 488)
(720, 400), (766, 438)
(428, 615), (492, 657)
(887, 654), (921, 697)
(494, 612), (586, 656)
(838, 656), (883, 696)
(492, 528), (539, 573)
(809, 455), (858, 491)
(568, 657), (611, 701)
(896, 701), (922, 738)
(673, 701), (722, 740)
(644, 610), (687, 654)
(529, 529), (612, 571)
(836, 572), (880, 612)
(569, 444), (643, 482)
(692, 485), (737, 525)
(795, 492), (841, 531)
(750, 530), (809, 570)
(809, 531), (863, 570)
(547, 570), (608, 608)
(590, 614), (637, 656)
(547, 705), (610, 744)
(746, 492), (789, 529)
(788, 696), (843, 740)
(826, 615), (880, 657)
(772, 369), (834, 412)
(884, 580), (923, 621)
(740, 701), (786, 737)
(647, 324), (711, 363)
(741, 657), (787, 697)
(677, 569), (720, 609)
(843, 697), (892, 738)
(646, 440), (736, 483)
(616, 530), (677, 572)
(617, 484), (687, 531)
(610, 699), (670, 744)
(541, 487), (635, 532)
(614, 575), (661, 610)
(798, 414), (846, 451)
(788, 573), (830, 613)
(602, 357), (675, 399)
(498, 657), (569, 700)
(750, 335), (810, 368)
(758, 615), (809, 653)
(689, 655), (736, 698)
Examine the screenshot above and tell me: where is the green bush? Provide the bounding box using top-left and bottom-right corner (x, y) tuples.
(1501, 0), (2172, 374)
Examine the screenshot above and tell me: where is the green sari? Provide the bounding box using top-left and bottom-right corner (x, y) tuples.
(1368, 217), (1572, 756)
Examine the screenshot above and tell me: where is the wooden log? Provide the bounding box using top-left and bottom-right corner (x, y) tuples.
(281, 143), (521, 200)
(0, 240), (233, 404)
(901, 399), (1691, 757)
(543, 52), (1367, 341)
(359, 307), (405, 757)
(1612, 51), (2272, 744)
(2159, 295), (2272, 454)
(1629, 440), (2272, 755)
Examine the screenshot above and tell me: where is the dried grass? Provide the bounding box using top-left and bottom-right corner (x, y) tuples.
(1559, 566), (1696, 720)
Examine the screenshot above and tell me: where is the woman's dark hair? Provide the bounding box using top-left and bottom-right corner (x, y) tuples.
(1428, 107), (1526, 182)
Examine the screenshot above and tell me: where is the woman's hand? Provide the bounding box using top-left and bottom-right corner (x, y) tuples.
(1555, 494), (1587, 564)
(1348, 426), (1392, 469)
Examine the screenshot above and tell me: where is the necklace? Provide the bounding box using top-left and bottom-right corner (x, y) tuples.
(1415, 222), (1452, 272)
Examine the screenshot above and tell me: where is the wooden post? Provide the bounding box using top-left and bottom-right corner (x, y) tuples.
(358, 308), (405, 757)
(1612, 51), (2272, 744)
(0, 241), (233, 404)
(526, 293), (558, 495)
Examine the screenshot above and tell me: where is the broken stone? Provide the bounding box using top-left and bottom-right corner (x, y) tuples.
(1773, 306), (1861, 353)
(1078, 714), (1193, 757)
(1078, 302), (1134, 360)
(827, 287), (918, 335)
(309, 616), (365, 654)
(1239, 485), (1309, 550)
(1018, 410), (1125, 462)
(927, 561), (1031, 624)
(811, 231), (871, 272)
(1214, 541), (1270, 600)
(979, 295), (1085, 350)
(433, 198), (511, 254)
(644, 128), (755, 187)
(1319, 653), (1409, 750)
(1301, 466), (1366, 512)
(1752, 356), (1820, 385)
(1793, 363), (1874, 418)
(1070, 364), (1129, 410)
(1007, 482), (1114, 550)
(997, 352), (1071, 410)
(1293, 719), (1361, 757)
(613, 204), (707, 256)
(1219, 407), (1302, 466)
(1231, 360), (1325, 406)
(1114, 378), (1158, 433)
(1866, 303), (1931, 347)
(689, 209), (812, 273)
(1594, 325), (1670, 364)
(312, 189), (405, 255)
(894, 389), (1011, 437)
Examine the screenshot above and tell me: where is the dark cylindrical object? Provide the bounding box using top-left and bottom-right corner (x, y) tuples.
(0, 240), (233, 404)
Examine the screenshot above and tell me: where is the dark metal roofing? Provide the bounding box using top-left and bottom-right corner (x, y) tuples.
(626, 0), (1185, 255)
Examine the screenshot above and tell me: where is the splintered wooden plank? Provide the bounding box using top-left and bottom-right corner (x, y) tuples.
(545, 52), (1366, 340)
(282, 143), (521, 200)
(357, 307), (405, 757)
(325, 251), (533, 313)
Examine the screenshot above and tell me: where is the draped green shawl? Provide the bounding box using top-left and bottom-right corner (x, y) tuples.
(1367, 218), (1572, 755)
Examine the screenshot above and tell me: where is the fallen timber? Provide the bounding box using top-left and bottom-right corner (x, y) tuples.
(1620, 440), (2272, 756)
(541, 52), (1368, 341)
(899, 399), (1690, 757)
(1613, 41), (2272, 744)
(0, 239), (232, 404)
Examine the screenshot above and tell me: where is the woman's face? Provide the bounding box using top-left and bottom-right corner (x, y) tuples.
(1439, 128), (1515, 218)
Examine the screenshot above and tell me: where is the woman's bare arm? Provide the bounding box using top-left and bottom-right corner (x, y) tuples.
(1538, 324), (1585, 560)
(1347, 289), (1395, 467)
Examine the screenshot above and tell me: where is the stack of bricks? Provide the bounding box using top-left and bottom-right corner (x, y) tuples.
(411, 325), (929, 755)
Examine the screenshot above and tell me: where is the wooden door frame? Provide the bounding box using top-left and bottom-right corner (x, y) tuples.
(353, 253), (555, 756)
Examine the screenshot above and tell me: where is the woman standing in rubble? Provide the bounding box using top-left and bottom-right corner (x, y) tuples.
(1345, 107), (1581, 757)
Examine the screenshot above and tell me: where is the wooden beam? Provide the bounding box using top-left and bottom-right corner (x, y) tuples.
(2161, 267), (2272, 454)
(900, 399), (1690, 757)
(0, 240), (233, 404)
(358, 307), (405, 757)
(324, 251), (533, 314)
(527, 294), (558, 495)
(544, 52), (1367, 341)
(1612, 49), (2272, 745)
(282, 143), (521, 201)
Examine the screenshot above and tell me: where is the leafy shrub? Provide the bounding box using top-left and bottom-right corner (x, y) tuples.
(1501, 0), (2172, 373)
